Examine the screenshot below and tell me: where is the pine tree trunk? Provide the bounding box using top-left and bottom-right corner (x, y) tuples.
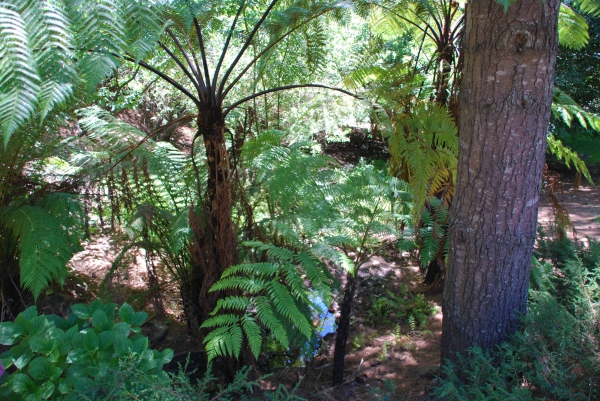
(332, 271), (358, 385)
(442, 0), (559, 364)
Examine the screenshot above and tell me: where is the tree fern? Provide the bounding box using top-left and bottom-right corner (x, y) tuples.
(201, 241), (333, 361)
(388, 102), (458, 221)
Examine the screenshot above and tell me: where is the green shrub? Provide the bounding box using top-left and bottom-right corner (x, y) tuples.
(61, 357), (307, 401)
(0, 300), (173, 400)
(432, 238), (600, 400)
(365, 287), (435, 329)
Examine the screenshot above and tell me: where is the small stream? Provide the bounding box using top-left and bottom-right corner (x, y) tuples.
(268, 295), (337, 367)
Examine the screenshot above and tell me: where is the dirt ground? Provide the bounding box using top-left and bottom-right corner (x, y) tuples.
(33, 160), (600, 401)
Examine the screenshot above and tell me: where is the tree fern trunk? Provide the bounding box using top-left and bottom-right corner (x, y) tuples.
(442, 0), (559, 365)
(332, 271), (358, 385)
(185, 108), (258, 377)
(187, 108), (238, 331)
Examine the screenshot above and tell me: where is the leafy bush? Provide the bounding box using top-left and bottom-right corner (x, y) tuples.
(60, 360), (256, 401)
(365, 287), (435, 329)
(432, 238), (600, 400)
(0, 300), (173, 400)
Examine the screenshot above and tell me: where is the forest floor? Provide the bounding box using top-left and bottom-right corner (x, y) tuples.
(33, 147), (600, 400)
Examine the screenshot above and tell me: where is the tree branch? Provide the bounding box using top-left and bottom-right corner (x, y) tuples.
(223, 84), (362, 117)
(193, 18), (213, 102)
(219, 5), (334, 103)
(165, 28), (207, 94)
(217, 0), (280, 102)
(213, 0), (247, 95)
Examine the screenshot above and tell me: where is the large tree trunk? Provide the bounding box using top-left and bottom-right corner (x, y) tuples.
(441, 0), (559, 365)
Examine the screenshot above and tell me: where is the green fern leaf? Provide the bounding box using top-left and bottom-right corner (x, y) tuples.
(200, 314), (240, 329)
(254, 296), (289, 348)
(123, 2), (162, 62)
(6, 205), (77, 298)
(209, 277), (267, 294)
(211, 296), (251, 315)
(574, 0), (600, 17)
(266, 281), (312, 339)
(241, 315), (262, 359)
(0, 4), (40, 147)
(558, 4), (589, 50)
(203, 325), (236, 362)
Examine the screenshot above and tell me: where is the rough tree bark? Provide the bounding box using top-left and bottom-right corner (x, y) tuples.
(442, 0), (559, 364)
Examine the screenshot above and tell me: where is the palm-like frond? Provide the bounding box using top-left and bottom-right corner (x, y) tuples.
(552, 88), (600, 132)
(67, 0), (127, 92)
(124, 3), (163, 62)
(0, 3), (40, 147)
(5, 203), (81, 298)
(201, 240), (333, 361)
(574, 0), (600, 17)
(547, 134), (593, 184)
(559, 4), (589, 50)
(388, 102), (457, 220)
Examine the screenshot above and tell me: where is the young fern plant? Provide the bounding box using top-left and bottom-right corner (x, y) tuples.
(418, 197), (449, 269)
(387, 102), (458, 220)
(548, 88), (598, 184)
(2, 194), (85, 298)
(200, 241), (333, 362)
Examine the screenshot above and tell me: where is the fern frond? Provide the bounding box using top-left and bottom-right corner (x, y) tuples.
(211, 297), (252, 315)
(558, 4), (589, 50)
(24, 0), (76, 122)
(220, 262), (280, 279)
(203, 323), (243, 362)
(6, 205), (77, 298)
(209, 277), (267, 294)
(388, 102), (458, 221)
(552, 88), (600, 132)
(200, 313), (240, 329)
(67, 0), (126, 92)
(547, 133), (593, 184)
(169, 210), (191, 254)
(241, 315), (262, 359)
(123, 2), (162, 62)
(574, 0), (600, 17)
(254, 296), (289, 348)
(0, 4), (40, 147)
(265, 281), (311, 339)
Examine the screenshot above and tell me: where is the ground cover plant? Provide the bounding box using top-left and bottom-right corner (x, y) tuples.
(433, 237), (600, 400)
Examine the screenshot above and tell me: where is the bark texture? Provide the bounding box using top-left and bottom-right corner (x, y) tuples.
(441, 0), (559, 363)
